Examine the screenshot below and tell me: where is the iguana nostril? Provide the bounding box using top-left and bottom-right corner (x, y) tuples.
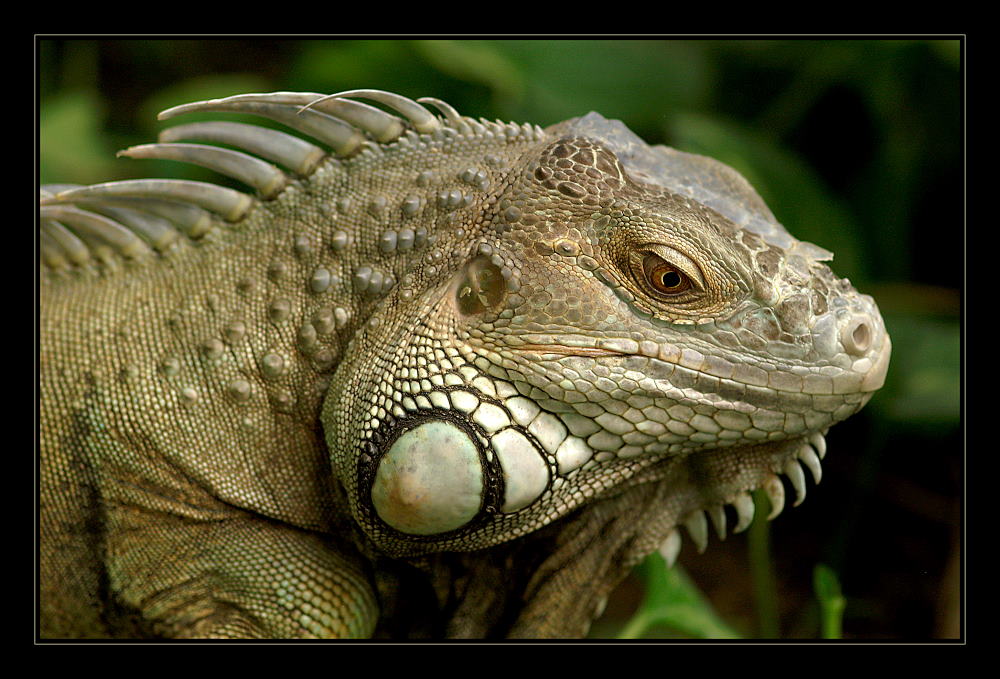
(842, 317), (874, 355)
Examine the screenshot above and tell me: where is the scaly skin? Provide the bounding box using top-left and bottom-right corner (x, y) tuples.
(39, 91), (889, 638)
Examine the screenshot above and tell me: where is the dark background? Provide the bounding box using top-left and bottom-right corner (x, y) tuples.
(37, 37), (962, 640)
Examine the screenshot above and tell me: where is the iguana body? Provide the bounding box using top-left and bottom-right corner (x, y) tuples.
(39, 90), (890, 638)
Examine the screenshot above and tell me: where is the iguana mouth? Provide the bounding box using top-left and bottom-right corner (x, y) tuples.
(642, 430), (829, 566)
(517, 343), (621, 358)
(513, 331), (891, 396)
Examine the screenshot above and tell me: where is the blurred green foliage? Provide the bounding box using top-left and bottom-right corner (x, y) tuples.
(37, 38), (962, 639)
(814, 564), (847, 639)
(617, 556), (741, 639)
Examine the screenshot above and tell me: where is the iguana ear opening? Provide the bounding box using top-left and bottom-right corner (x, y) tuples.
(453, 255), (507, 316)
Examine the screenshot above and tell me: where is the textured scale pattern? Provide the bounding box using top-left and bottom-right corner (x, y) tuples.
(39, 90), (890, 638)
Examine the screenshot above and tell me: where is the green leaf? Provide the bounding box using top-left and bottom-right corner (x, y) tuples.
(617, 553), (741, 639)
(749, 490), (780, 638)
(288, 40), (424, 92)
(39, 91), (116, 185)
(487, 40), (712, 129)
(814, 564), (846, 639)
(412, 40), (524, 103)
(878, 315), (960, 425)
(929, 39), (961, 69)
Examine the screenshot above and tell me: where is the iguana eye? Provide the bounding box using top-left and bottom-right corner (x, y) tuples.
(643, 254), (691, 295)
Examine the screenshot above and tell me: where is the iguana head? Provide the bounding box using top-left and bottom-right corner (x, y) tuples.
(321, 98), (890, 559)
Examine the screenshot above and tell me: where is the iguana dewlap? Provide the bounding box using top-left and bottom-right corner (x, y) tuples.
(39, 89), (890, 638)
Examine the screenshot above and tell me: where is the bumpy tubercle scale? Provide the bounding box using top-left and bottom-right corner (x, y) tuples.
(39, 90), (889, 639)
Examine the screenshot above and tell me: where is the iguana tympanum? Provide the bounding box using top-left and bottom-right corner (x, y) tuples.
(39, 89), (890, 639)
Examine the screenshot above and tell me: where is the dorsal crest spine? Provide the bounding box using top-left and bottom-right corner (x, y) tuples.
(38, 90), (543, 273)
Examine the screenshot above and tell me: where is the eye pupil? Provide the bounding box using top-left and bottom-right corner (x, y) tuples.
(639, 253), (693, 296)
(658, 270), (682, 289)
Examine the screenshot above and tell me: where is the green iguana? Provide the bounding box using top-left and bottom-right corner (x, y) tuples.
(39, 89), (890, 639)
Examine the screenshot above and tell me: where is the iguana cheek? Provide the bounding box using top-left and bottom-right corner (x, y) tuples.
(371, 420), (484, 535)
(490, 429), (549, 512)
